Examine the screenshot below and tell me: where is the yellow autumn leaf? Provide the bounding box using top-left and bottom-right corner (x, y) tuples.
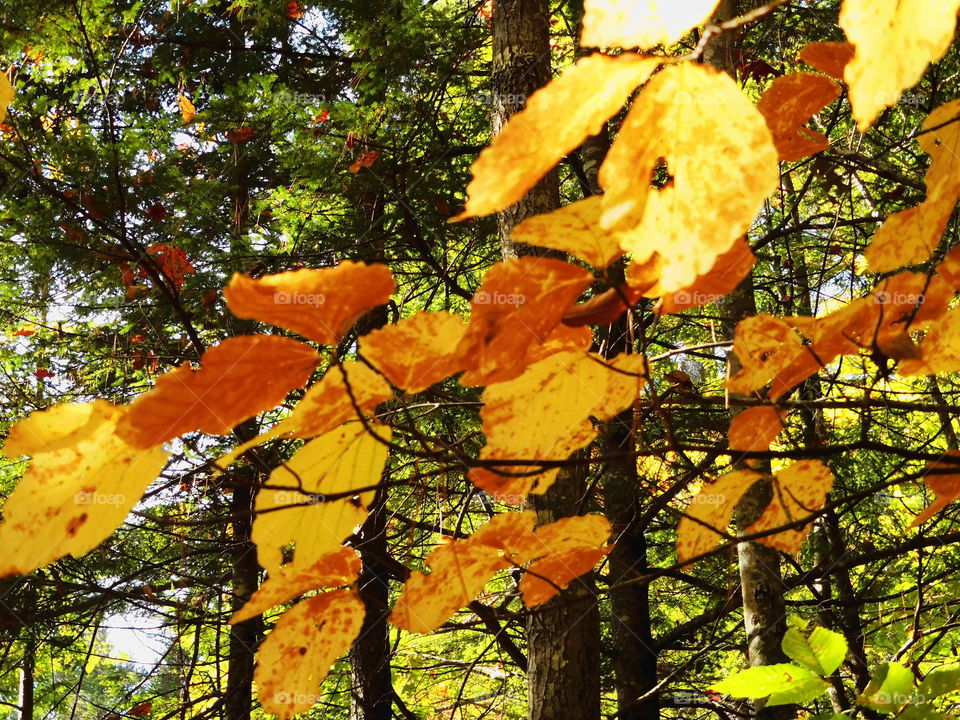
(728, 407), (785, 452)
(842, 0), (960, 130)
(580, 0), (721, 50)
(911, 452), (960, 525)
(453, 53), (661, 220)
(253, 423), (390, 573)
(177, 93), (196, 123)
(213, 360), (393, 472)
(0, 73), (13, 124)
(757, 72), (840, 162)
(651, 237), (755, 314)
(120, 335), (320, 449)
(223, 261), (395, 345)
(455, 257), (593, 386)
(676, 469), (762, 563)
(599, 63), (779, 291)
(230, 546), (360, 624)
(510, 195), (624, 268)
(746, 460), (834, 553)
(0, 401), (168, 577)
(360, 311), (467, 392)
(255, 589), (365, 720)
(899, 308), (960, 376)
(866, 99), (960, 272)
(470, 352), (646, 502)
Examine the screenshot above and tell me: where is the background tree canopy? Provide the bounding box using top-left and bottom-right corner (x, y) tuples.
(3, 1), (960, 720)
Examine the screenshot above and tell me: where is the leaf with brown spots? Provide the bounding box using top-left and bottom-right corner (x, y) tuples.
(511, 196), (624, 268)
(0, 401), (168, 577)
(728, 407), (785, 452)
(911, 452), (960, 525)
(254, 589), (365, 720)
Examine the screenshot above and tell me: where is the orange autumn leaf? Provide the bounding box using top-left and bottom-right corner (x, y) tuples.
(841, 0), (960, 130)
(911, 452), (960, 525)
(561, 284), (647, 327)
(253, 423), (390, 573)
(599, 63), (779, 291)
(728, 406), (785, 452)
(469, 352), (646, 501)
(899, 308), (960, 376)
(726, 315), (811, 400)
(580, 0), (721, 50)
(677, 469), (763, 563)
(349, 150), (380, 173)
(652, 237), (755, 314)
(455, 257), (592, 386)
(453, 53), (661, 220)
(757, 72), (840, 162)
(224, 261), (395, 344)
(798, 41), (855, 80)
(121, 335), (320, 448)
(255, 589), (364, 720)
(510, 195), (624, 268)
(230, 546), (360, 624)
(177, 93), (196, 124)
(746, 460), (834, 553)
(866, 99), (960, 272)
(213, 360), (393, 471)
(0, 401), (168, 577)
(391, 512), (611, 630)
(360, 311), (467, 392)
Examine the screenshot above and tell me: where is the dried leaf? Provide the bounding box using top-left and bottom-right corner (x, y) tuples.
(360, 311), (467, 392)
(121, 335), (320, 448)
(600, 63), (778, 291)
(224, 262), (395, 344)
(231, 546), (360, 624)
(841, 0), (960, 129)
(253, 423), (390, 573)
(757, 72), (840, 161)
(0, 74), (13, 124)
(0, 401), (168, 576)
(581, 0), (722, 50)
(255, 589), (364, 719)
(453, 54), (661, 220)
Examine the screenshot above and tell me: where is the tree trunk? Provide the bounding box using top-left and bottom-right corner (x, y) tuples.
(492, 1), (600, 718)
(18, 635), (34, 720)
(350, 492), (395, 720)
(709, 3), (792, 718)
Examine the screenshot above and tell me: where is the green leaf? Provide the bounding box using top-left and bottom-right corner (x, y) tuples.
(857, 662), (916, 713)
(782, 626), (848, 676)
(767, 673), (831, 706)
(711, 663), (825, 699)
(917, 665), (960, 701)
(899, 704), (947, 720)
